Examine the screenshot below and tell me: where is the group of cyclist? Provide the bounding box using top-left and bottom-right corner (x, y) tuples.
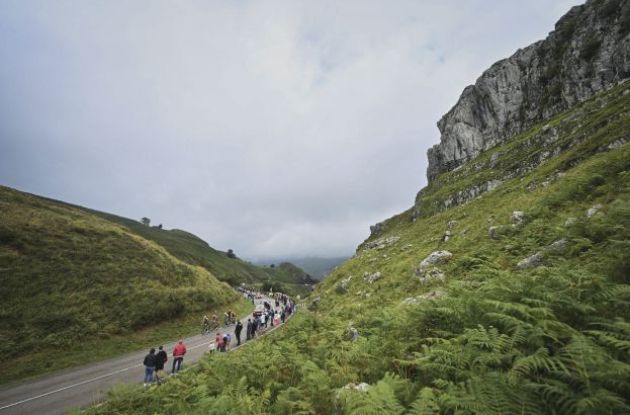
(202, 310), (238, 334)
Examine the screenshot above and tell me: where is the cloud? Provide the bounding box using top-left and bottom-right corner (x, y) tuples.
(0, 0), (582, 259)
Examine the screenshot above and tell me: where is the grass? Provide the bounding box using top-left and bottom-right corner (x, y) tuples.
(86, 81), (630, 414)
(0, 298), (253, 385)
(0, 182), (312, 384)
(40, 197), (317, 295)
(0, 187), (249, 384)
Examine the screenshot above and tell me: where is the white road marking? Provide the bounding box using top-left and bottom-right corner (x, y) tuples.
(0, 297), (292, 412)
(0, 365), (140, 411)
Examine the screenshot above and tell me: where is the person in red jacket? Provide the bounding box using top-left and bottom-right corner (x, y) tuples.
(171, 339), (186, 374)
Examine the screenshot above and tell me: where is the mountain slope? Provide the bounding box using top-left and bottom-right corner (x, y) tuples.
(90, 77), (630, 415)
(0, 186), (247, 382)
(86, 1), (630, 412)
(10, 193), (316, 295)
(65, 207), (295, 288)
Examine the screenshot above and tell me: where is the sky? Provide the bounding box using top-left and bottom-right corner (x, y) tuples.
(0, 0), (582, 260)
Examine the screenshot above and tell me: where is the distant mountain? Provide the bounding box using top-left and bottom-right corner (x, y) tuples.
(254, 256), (348, 280)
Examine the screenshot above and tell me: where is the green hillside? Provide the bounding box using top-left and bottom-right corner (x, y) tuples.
(88, 81), (630, 414)
(63, 204), (316, 295)
(0, 186), (249, 383)
(259, 262), (318, 296)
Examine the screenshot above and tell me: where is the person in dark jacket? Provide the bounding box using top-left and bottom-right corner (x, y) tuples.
(143, 348), (157, 386)
(246, 318), (253, 340)
(155, 345), (168, 385)
(235, 321), (243, 346)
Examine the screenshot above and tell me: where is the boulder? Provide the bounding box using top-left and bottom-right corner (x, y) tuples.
(369, 222), (384, 236)
(417, 267), (446, 285)
(488, 226), (500, 239)
(343, 382), (370, 392)
(363, 271), (382, 284)
(564, 217), (577, 226)
(547, 238), (568, 253)
(363, 236), (400, 250)
(415, 250), (453, 274)
(517, 252), (544, 269)
(586, 204), (603, 218)
(336, 276), (352, 294)
(511, 211), (525, 225)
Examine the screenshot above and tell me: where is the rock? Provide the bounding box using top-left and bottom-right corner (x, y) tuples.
(347, 325), (359, 342)
(442, 180), (503, 209)
(336, 276), (352, 294)
(415, 250), (453, 274)
(417, 267), (446, 285)
(547, 238), (568, 253)
(446, 220), (458, 230)
(443, 230), (452, 242)
(363, 236), (400, 250)
(511, 211), (525, 225)
(343, 382), (370, 392)
(401, 290), (447, 305)
(517, 252), (544, 269)
(426, 1), (630, 182)
(586, 204), (603, 218)
(418, 290), (447, 300)
(488, 226), (500, 239)
(363, 271), (382, 284)
(564, 217), (577, 226)
(369, 222), (384, 236)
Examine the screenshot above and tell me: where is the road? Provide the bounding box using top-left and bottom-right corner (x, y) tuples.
(0, 296), (288, 415)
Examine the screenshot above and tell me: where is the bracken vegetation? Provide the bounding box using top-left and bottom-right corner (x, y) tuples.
(85, 81), (630, 414)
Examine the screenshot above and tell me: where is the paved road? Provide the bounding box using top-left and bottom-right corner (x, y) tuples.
(0, 296), (288, 415)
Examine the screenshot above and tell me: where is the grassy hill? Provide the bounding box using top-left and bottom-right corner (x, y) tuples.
(259, 262), (318, 296)
(0, 186), (252, 383)
(69, 204), (316, 295)
(87, 81), (630, 414)
(257, 256), (348, 280)
(64, 207), (302, 289)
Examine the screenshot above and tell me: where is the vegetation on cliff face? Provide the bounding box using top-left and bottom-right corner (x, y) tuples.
(87, 81), (630, 414)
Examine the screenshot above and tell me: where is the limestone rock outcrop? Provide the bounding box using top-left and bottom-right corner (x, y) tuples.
(427, 0), (630, 182)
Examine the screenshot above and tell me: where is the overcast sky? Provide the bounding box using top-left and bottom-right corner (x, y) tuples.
(0, 0), (582, 259)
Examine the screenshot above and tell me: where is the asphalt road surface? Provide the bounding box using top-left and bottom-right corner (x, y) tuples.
(0, 296), (287, 415)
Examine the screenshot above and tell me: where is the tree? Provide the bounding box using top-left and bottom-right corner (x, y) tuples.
(141, 217), (150, 226)
(227, 249), (236, 258)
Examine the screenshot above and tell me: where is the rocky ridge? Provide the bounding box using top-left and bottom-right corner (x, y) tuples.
(427, 0), (630, 182)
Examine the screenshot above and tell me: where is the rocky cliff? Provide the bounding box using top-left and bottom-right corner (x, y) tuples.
(427, 0), (630, 182)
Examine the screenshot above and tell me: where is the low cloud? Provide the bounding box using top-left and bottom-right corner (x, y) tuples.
(0, 0), (581, 259)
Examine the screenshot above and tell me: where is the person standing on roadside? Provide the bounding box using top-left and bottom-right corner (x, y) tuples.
(172, 339), (186, 374)
(155, 345), (167, 385)
(215, 332), (224, 352)
(246, 318), (253, 340)
(143, 348), (157, 387)
(235, 321), (243, 345)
